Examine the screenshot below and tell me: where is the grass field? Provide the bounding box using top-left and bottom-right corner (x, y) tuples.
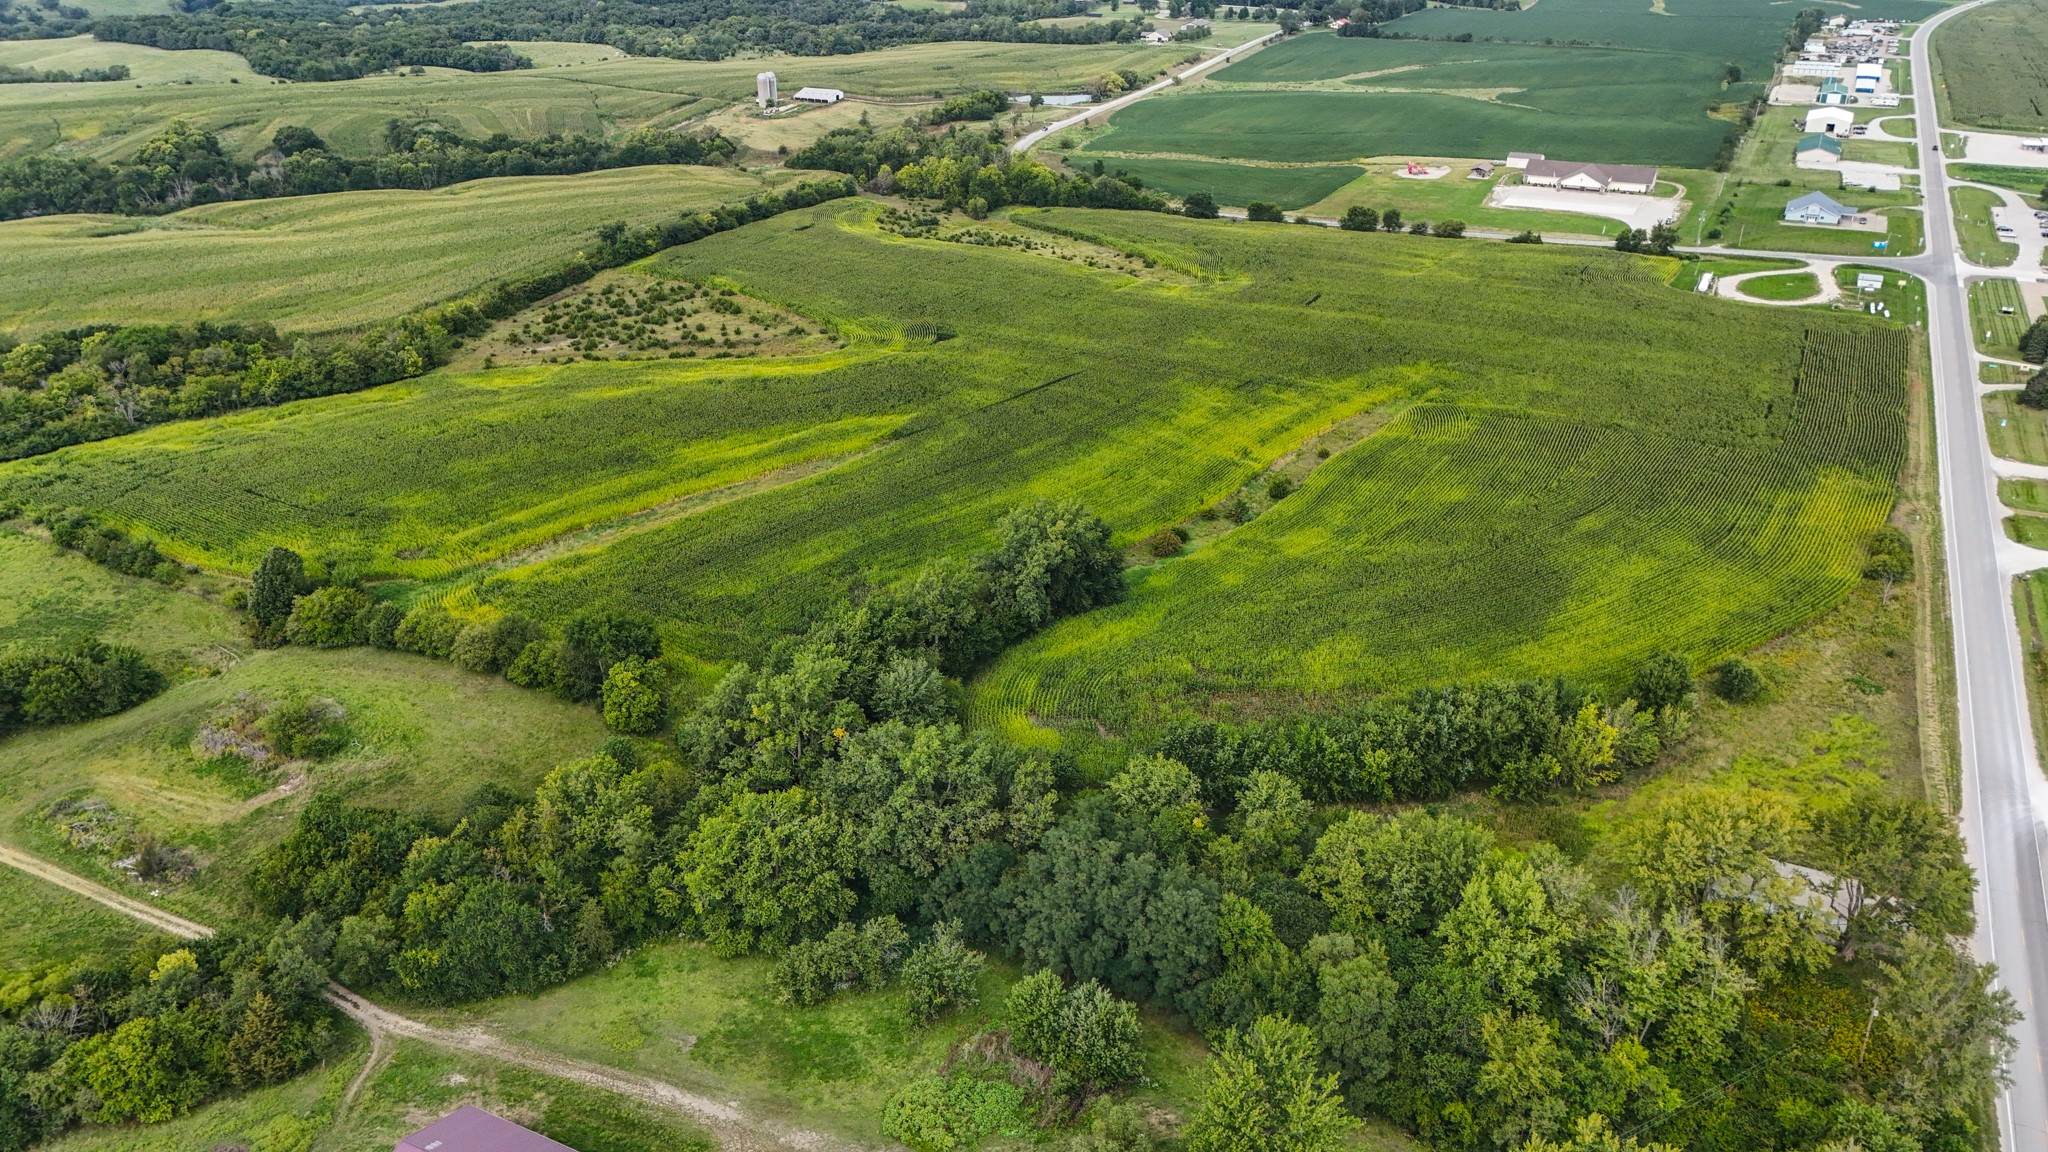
(1986, 390), (2048, 464)
(0, 35), (259, 84)
(0, 40), (1187, 162)
(1737, 271), (1821, 300)
(1063, 155), (1365, 211)
(1985, 361), (2033, 385)
(480, 39), (629, 66)
(1953, 184), (2021, 266)
(1951, 165), (2048, 207)
(0, 165), (766, 337)
(1971, 278), (2030, 358)
(0, 865), (152, 975)
(1933, 0), (2048, 132)
(2002, 476), (2048, 516)
(1835, 264), (1927, 326)
(1694, 104), (1926, 256)
(1, 202), (1910, 731)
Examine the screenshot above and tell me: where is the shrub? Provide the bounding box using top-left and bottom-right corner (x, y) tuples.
(1631, 650), (1693, 711)
(360, 602), (404, 649)
(1006, 970), (1143, 1094)
(1245, 202), (1284, 223)
(771, 916), (911, 1007)
(1863, 524), (1913, 583)
(1266, 476), (1294, 501)
(394, 604), (462, 659)
(285, 586), (373, 648)
(1712, 658), (1764, 704)
(902, 922), (985, 1025)
(2019, 316), (2048, 363)
(0, 642), (164, 728)
(600, 655), (666, 734)
(1143, 529), (1185, 558)
(260, 695), (347, 759)
(2021, 368), (2048, 410)
(1506, 230), (1544, 244)
(1183, 192), (1219, 219)
(882, 1072), (1030, 1152)
(507, 636), (574, 696)
(1339, 206), (1379, 232)
(1431, 219), (1467, 238)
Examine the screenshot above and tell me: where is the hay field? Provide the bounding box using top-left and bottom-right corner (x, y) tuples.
(0, 165), (766, 336)
(0, 34), (258, 83)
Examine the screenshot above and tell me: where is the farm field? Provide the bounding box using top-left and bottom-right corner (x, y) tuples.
(0, 165), (766, 337)
(3, 202), (1910, 729)
(0, 35), (259, 83)
(1932, 0), (2048, 132)
(0, 40), (1186, 161)
(1063, 155), (1365, 212)
(1953, 184), (2020, 266)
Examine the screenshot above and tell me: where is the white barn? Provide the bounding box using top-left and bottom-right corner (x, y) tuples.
(792, 86), (845, 104)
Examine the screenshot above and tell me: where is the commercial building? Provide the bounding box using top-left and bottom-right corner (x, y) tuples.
(1804, 107), (1855, 135)
(1519, 159), (1657, 193)
(1795, 133), (1844, 167)
(1504, 151), (1544, 169)
(1815, 78), (1851, 104)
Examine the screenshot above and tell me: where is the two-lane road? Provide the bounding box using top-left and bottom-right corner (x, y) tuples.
(1911, 4), (2048, 1147)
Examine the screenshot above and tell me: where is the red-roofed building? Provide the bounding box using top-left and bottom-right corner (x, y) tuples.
(394, 1107), (578, 1152)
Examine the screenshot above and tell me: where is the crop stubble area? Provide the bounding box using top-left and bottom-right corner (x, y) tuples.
(0, 202), (1908, 733)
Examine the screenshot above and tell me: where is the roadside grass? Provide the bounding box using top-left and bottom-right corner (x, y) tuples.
(1949, 165), (2048, 208)
(1737, 271), (1821, 300)
(1983, 361), (2033, 385)
(9, 202), (1911, 730)
(1055, 154), (1365, 211)
(1985, 389), (2048, 464)
(1683, 255), (1805, 282)
(1842, 139), (1916, 169)
(1970, 278), (2029, 357)
(0, 864), (154, 975)
(0, 35), (260, 83)
(2007, 515), (2048, 549)
(0, 165), (766, 338)
(2004, 477), (2048, 516)
(0, 40), (1187, 162)
(1834, 264), (1927, 325)
(1952, 184), (2020, 266)
(1931, 0), (2048, 132)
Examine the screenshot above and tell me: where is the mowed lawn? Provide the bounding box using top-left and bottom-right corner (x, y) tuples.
(0, 165), (766, 336)
(1934, 0), (2048, 132)
(3, 201), (1910, 730)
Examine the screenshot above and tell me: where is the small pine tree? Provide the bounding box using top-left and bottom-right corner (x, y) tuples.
(227, 991), (298, 1087)
(248, 546), (306, 629)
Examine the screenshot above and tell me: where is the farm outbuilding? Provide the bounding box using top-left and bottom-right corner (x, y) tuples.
(1784, 190), (1857, 225)
(395, 1108), (577, 1152)
(1805, 107), (1855, 135)
(1815, 78), (1850, 104)
(792, 87), (845, 104)
(1795, 133), (1844, 167)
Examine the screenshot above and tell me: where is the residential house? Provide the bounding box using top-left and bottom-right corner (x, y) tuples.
(1783, 190), (1857, 225)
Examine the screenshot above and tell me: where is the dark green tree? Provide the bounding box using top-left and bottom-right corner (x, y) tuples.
(1340, 205), (1379, 232)
(1246, 201), (1284, 223)
(248, 546), (306, 629)
(1183, 192), (1219, 219)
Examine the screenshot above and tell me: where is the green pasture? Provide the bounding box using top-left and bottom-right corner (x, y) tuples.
(1933, 0), (2048, 131)
(479, 39), (629, 66)
(1737, 271), (1821, 301)
(1986, 390), (2048, 464)
(1950, 165), (2048, 207)
(0, 865), (153, 976)
(1842, 139), (1915, 169)
(1952, 184), (2020, 267)
(3, 202), (1909, 729)
(0, 39), (1184, 161)
(1087, 32), (1747, 168)
(0, 35), (259, 83)
(0, 165), (765, 337)
(1072, 155), (1365, 211)
(1971, 278), (2029, 358)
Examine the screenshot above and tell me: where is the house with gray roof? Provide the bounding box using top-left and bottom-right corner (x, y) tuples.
(1783, 190), (1857, 225)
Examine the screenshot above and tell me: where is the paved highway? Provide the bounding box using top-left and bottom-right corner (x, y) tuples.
(1909, 4), (2048, 1146)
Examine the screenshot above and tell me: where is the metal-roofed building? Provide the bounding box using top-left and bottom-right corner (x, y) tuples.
(395, 1107), (578, 1152)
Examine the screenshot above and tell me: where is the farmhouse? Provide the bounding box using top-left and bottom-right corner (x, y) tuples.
(1505, 151), (1544, 169)
(1815, 78), (1850, 104)
(1784, 190), (1857, 225)
(1804, 107), (1855, 135)
(396, 1107), (577, 1152)
(1140, 29), (1171, 42)
(1520, 159), (1657, 194)
(791, 86), (845, 104)
(1795, 133), (1843, 167)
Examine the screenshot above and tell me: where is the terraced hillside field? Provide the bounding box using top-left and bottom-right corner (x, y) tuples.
(0, 203), (1908, 730)
(0, 165), (766, 336)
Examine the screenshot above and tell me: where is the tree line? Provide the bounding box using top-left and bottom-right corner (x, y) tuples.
(0, 62), (125, 82)
(86, 0), (1146, 79)
(787, 119), (1171, 216)
(0, 175), (855, 461)
(0, 118), (736, 222)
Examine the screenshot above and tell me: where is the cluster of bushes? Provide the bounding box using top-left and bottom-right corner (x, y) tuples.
(0, 118), (736, 222)
(193, 692), (348, 766)
(0, 919), (338, 1146)
(1328, 205), (1461, 237)
(926, 89), (1012, 125)
(0, 641), (163, 729)
(28, 508), (180, 584)
(787, 122), (1169, 217)
(772, 917), (986, 1025)
(89, 0), (1147, 78)
(0, 62), (126, 82)
(1158, 651), (1698, 807)
(1614, 223), (1680, 255)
